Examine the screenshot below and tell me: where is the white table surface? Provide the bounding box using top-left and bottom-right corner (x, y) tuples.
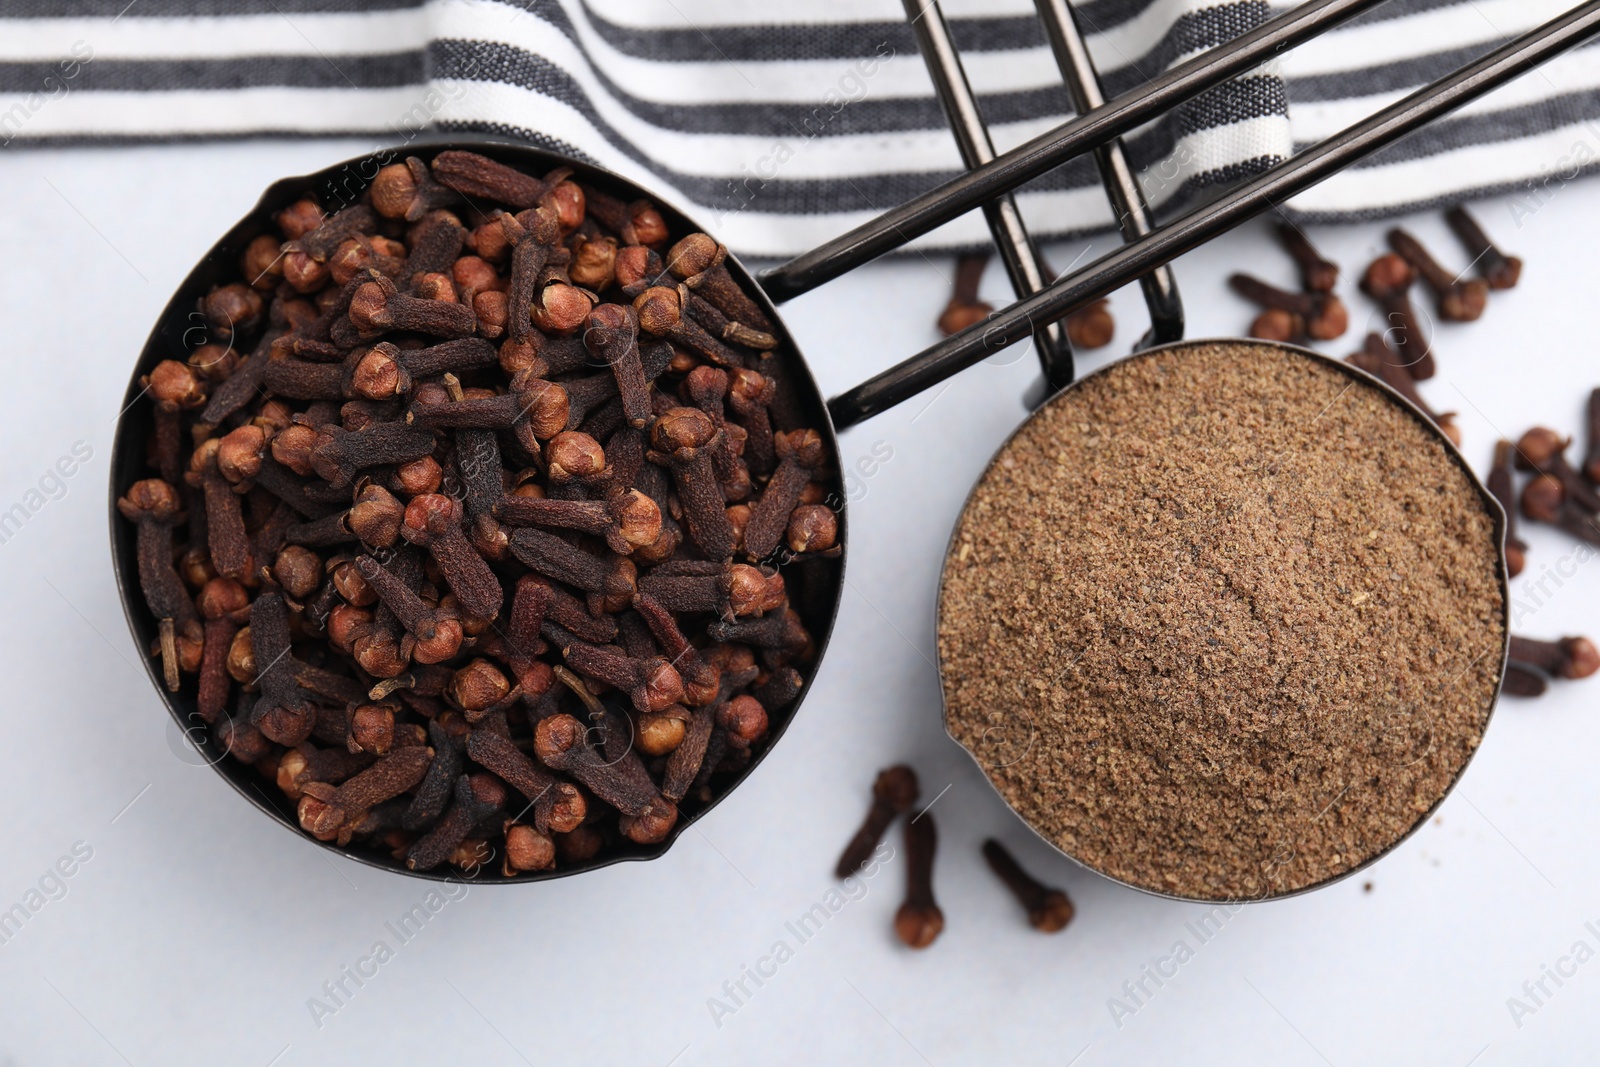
(1, 138), (1596, 1067)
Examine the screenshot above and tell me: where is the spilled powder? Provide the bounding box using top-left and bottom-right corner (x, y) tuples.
(938, 342), (1505, 900)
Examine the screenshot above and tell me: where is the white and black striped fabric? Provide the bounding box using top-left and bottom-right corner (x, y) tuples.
(1, 0), (1596, 257)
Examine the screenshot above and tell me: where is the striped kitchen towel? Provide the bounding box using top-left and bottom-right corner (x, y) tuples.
(1, 0), (1597, 258)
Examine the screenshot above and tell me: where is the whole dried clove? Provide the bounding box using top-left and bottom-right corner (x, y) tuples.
(119, 479), (200, 691)
(1276, 222), (1339, 292)
(1446, 205), (1522, 290)
(248, 591), (317, 746)
(311, 421), (437, 488)
(562, 640), (684, 714)
(1508, 635), (1600, 680)
(1229, 273), (1346, 341)
(981, 839), (1074, 933)
(188, 439), (253, 580)
(896, 809), (943, 949)
(405, 773), (505, 871)
(465, 728), (585, 833)
(349, 273), (476, 338)
(431, 151), (549, 209)
(356, 552), (463, 664)
(535, 712), (667, 817)
(649, 408), (735, 559)
(1361, 254), (1434, 380)
(402, 719), (465, 831)
(635, 284), (742, 367)
(664, 232), (772, 332)
(196, 578), (249, 722)
(637, 562), (781, 619)
(726, 368), (776, 477)
(144, 361), (206, 485)
(588, 187), (670, 250)
(837, 765), (919, 878)
(742, 430), (826, 561)
(586, 303), (651, 428)
(407, 374), (568, 449)
(400, 494), (503, 622)
(1515, 427), (1600, 514)
(1387, 228), (1488, 322)
(496, 491), (660, 556)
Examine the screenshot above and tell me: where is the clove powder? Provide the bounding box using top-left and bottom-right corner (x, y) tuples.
(939, 341), (1505, 900)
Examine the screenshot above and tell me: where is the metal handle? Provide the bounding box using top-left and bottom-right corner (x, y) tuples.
(905, 0), (1076, 394)
(1034, 0), (1183, 351)
(757, 0), (1389, 304)
(823, 1), (1600, 430)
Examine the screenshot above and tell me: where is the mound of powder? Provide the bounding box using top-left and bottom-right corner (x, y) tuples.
(939, 341), (1505, 900)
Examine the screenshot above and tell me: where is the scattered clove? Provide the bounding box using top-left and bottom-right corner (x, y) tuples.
(1446, 205), (1522, 290)
(836, 764), (918, 878)
(1387, 227), (1487, 322)
(981, 839), (1074, 933)
(937, 252), (992, 336)
(895, 809), (943, 950)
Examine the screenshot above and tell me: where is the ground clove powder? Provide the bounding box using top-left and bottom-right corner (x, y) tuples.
(939, 341), (1506, 900)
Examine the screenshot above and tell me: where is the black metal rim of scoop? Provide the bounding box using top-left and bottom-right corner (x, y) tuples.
(108, 138), (847, 884)
(934, 338), (1513, 906)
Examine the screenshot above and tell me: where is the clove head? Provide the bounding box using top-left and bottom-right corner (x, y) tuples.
(400, 492), (461, 545)
(1563, 637), (1600, 679)
(215, 425), (266, 483)
(1439, 278), (1489, 323)
(652, 407), (717, 452)
(786, 505), (838, 554)
(775, 429), (827, 468)
(938, 295), (992, 337)
(611, 489), (662, 549)
(895, 900), (944, 950)
(615, 245), (664, 293)
(145, 360), (207, 412)
(118, 478), (183, 524)
(350, 344), (409, 401)
(1515, 427), (1569, 472)
(1521, 474), (1566, 524)
(448, 657), (511, 714)
(1250, 308), (1304, 344)
(1362, 254), (1415, 300)
(569, 236), (618, 291)
(717, 695), (768, 749)
(198, 577), (250, 621)
(510, 374), (570, 441)
(636, 709), (688, 756)
(619, 798), (679, 844)
(1306, 294), (1348, 341)
(667, 233), (723, 279)
(370, 163), (418, 219)
(533, 712), (587, 766)
(1065, 299), (1114, 349)
(349, 484), (406, 547)
(503, 823), (556, 872)
(531, 282), (595, 335)
(633, 286), (686, 336)
(271, 547), (322, 601)
(546, 431), (608, 485)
